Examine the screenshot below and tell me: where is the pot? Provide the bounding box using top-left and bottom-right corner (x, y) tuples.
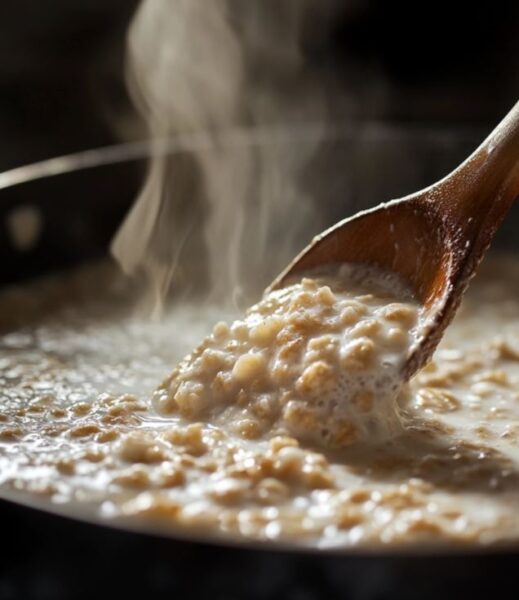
(1, 132), (518, 599)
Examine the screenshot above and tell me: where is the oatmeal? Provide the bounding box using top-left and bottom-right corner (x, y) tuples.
(153, 264), (421, 446)
(2, 256), (519, 549)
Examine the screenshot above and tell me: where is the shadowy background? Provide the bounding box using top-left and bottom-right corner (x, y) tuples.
(0, 0), (518, 283)
(0, 0), (518, 171)
(0, 0), (139, 171)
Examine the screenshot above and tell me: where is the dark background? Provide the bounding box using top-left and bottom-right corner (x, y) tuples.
(1, 0), (518, 171)
(0, 0), (139, 171)
(0, 0), (518, 284)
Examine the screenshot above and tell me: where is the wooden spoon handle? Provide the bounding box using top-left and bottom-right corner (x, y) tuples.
(437, 100), (519, 229)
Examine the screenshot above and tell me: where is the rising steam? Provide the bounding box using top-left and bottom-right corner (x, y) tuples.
(112, 0), (337, 309)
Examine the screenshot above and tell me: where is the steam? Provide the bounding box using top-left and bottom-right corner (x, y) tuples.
(112, 0), (335, 309)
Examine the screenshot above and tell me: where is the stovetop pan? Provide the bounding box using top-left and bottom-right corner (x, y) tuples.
(1, 137), (519, 599)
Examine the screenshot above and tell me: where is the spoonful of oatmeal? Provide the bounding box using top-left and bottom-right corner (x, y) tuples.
(153, 101), (519, 448)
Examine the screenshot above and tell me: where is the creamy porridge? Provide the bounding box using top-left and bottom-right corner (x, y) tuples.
(1, 256), (519, 549)
(154, 264), (421, 447)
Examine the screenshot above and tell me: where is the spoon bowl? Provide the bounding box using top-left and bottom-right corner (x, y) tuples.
(269, 101), (519, 378)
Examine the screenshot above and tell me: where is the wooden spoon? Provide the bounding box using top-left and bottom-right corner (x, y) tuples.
(269, 101), (519, 379)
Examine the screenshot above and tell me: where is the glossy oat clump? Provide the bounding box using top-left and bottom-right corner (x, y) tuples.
(153, 264), (420, 447)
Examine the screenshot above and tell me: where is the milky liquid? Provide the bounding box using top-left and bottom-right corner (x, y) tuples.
(1, 258), (519, 549)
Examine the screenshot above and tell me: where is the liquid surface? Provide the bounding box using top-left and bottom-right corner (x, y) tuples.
(1, 257), (519, 549)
